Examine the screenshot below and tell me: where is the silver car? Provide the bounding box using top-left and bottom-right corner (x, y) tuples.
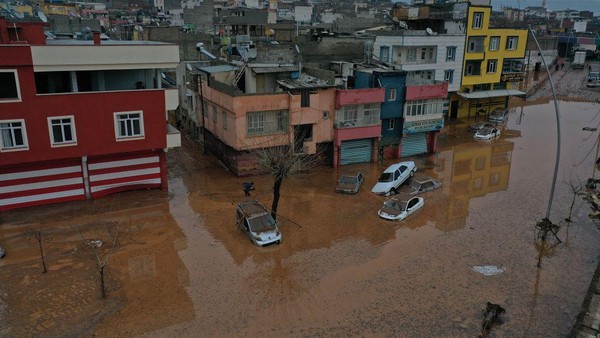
(335, 172), (365, 195)
(236, 200), (282, 247)
(399, 176), (442, 195)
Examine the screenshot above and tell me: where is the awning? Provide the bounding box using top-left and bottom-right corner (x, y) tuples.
(457, 89), (526, 99)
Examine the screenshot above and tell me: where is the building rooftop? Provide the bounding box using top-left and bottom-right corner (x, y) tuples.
(46, 39), (174, 46)
(277, 73), (334, 90)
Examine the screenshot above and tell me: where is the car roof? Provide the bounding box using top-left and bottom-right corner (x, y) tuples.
(384, 161), (414, 173)
(237, 200), (269, 218)
(388, 193), (418, 203)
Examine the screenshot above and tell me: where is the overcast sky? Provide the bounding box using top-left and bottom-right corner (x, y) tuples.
(492, 0), (600, 15)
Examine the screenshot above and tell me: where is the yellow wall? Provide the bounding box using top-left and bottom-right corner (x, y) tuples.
(462, 6), (527, 86)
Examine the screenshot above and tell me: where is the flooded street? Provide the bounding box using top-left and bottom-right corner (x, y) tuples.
(2, 100), (600, 337)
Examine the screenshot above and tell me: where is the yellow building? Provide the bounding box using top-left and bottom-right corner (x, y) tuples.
(449, 5), (528, 119)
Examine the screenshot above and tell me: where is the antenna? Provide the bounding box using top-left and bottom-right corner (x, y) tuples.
(37, 11), (48, 23)
(11, 10), (25, 19)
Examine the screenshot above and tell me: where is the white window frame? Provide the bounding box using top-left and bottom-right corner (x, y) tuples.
(473, 12), (483, 29)
(114, 111), (145, 141)
(388, 88), (397, 101)
(48, 115), (77, 147)
(0, 69), (22, 103)
(444, 69), (454, 83)
(247, 110), (289, 136)
(487, 60), (498, 73)
(489, 36), (500, 51)
(506, 36), (518, 50)
(446, 46), (456, 61)
(0, 119), (28, 152)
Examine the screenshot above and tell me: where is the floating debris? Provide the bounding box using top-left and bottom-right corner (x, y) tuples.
(86, 240), (103, 248)
(473, 265), (505, 276)
(481, 302), (506, 336)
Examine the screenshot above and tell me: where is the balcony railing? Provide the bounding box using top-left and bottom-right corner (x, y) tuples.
(335, 115), (380, 129)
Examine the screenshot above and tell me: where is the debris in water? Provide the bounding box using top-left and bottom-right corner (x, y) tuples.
(481, 302), (505, 337)
(582, 127), (597, 131)
(86, 240), (103, 248)
(473, 265), (505, 276)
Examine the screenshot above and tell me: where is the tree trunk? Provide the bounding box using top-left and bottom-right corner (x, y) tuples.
(271, 177), (283, 221)
(100, 265), (107, 299)
(35, 232), (47, 274)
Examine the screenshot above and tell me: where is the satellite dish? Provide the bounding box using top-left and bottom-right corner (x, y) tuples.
(134, 25), (143, 32)
(37, 11), (48, 23)
(426, 28), (433, 35)
(11, 10), (25, 19)
(187, 64), (193, 71)
(196, 42), (204, 48)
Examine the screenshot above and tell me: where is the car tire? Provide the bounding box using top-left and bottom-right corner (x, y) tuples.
(390, 188), (397, 195)
(410, 170), (415, 177)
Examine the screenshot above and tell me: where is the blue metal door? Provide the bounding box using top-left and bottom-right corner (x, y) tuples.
(341, 138), (373, 165)
(401, 133), (427, 157)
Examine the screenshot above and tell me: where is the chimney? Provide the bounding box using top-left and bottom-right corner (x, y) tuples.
(92, 31), (100, 45)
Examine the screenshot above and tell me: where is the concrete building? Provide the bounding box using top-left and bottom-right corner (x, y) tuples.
(0, 17), (180, 211)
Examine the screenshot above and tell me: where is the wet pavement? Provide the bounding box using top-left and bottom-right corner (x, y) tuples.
(2, 100), (600, 337)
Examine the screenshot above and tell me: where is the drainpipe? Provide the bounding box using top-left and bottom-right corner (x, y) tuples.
(81, 156), (91, 199)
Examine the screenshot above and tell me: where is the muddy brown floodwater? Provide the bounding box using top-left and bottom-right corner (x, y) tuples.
(2, 100), (600, 337)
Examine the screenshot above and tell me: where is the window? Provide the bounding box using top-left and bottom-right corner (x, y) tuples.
(472, 12), (483, 29)
(301, 90), (310, 107)
(465, 61), (482, 76)
(405, 99), (445, 117)
(115, 111), (144, 139)
(380, 46), (390, 62)
(502, 59), (524, 73)
(506, 36), (518, 50)
(211, 105), (217, 121)
(222, 111), (227, 130)
(446, 46), (456, 61)
(388, 88), (397, 101)
(444, 70), (454, 83)
(467, 37), (485, 53)
(489, 36), (500, 51)
(362, 103), (380, 125)
(247, 110), (289, 136)
(336, 104), (380, 128)
(343, 106), (358, 125)
(407, 48), (416, 61)
(0, 70), (21, 102)
(388, 119), (395, 130)
(475, 156), (486, 170)
(48, 116), (76, 146)
(1, 120), (28, 151)
(487, 59), (498, 73)
(489, 172), (501, 186)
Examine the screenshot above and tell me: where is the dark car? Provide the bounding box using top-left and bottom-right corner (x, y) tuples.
(0, 245), (5, 259)
(587, 80), (600, 88)
(488, 109), (508, 124)
(588, 71), (600, 82)
(399, 176), (442, 195)
(236, 200), (282, 247)
(335, 172), (365, 194)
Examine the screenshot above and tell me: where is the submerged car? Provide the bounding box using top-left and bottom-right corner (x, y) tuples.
(587, 80), (600, 88)
(468, 122), (495, 133)
(488, 109), (508, 124)
(378, 194), (424, 221)
(335, 172), (365, 195)
(236, 200), (282, 247)
(399, 176), (442, 195)
(0, 245), (4, 259)
(474, 126), (500, 141)
(371, 161), (417, 196)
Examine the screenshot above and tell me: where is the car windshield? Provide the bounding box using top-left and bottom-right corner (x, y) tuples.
(340, 176), (358, 184)
(247, 214), (277, 233)
(478, 127), (494, 135)
(384, 200), (407, 211)
(408, 180), (421, 190)
(378, 173), (393, 182)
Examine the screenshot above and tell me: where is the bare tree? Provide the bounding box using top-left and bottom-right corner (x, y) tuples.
(534, 218), (561, 268)
(75, 221), (121, 299)
(32, 231), (47, 273)
(250, 133), (322, 221)
(565, 176), (584, 223)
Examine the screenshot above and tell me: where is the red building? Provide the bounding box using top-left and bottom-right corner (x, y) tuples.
(0, 17), (180, 211)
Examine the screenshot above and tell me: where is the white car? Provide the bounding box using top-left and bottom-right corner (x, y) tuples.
(371, 161), (417, 195)
(378, 195), (424, 221)
(236, 200), (282, 247)
(474, 126), (500, 140)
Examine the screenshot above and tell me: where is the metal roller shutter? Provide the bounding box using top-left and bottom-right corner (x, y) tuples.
(341, 138), (373, 165)
(88, 152), (162, 198)
(401, 133), (427, 157)
(0, 160), (86, 211)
